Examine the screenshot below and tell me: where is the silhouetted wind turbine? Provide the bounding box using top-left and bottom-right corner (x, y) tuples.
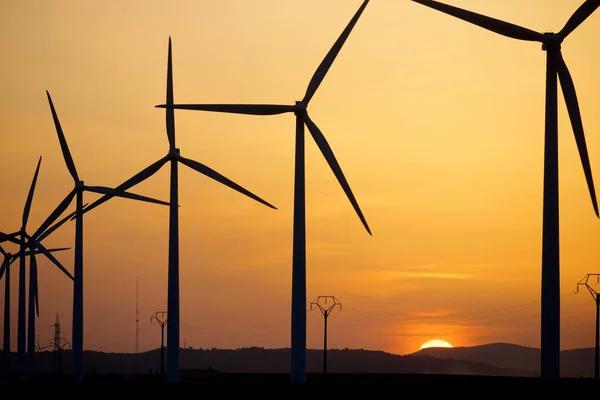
(411, 0), (599, 382)
(14, 156), (42, 372)
(22, 207), (78, 373)
(39, 91), (172, 382)
(80, 37), (277, 384)
(9, 156), (76, 378)
(11, 156), (72, 376)
(156, 0), (372, 383)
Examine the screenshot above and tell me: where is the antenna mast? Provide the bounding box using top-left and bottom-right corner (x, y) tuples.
(50, 313), (70, 374)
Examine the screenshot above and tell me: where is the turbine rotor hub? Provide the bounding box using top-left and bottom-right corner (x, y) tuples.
(293, 101), (307, 116)
(168, 148), (180, 160)
(541, 32), (562, 51)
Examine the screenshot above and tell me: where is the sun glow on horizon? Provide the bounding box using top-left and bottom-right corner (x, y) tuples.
(419, 339), (454, 350)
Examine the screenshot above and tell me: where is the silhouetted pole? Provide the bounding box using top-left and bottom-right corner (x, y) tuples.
(577, 274), (600, 379)
(291, 104), (307, 384)
(151, 311), (167, 376)
(540, 37), (560, 384)
(2, 252), (11, 374)
(310, 296), (342, 375)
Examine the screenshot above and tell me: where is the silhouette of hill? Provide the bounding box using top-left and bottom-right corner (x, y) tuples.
(412, 342), (594, 377)
(3, 343), (594, 378)
(2, 346), (533, 377)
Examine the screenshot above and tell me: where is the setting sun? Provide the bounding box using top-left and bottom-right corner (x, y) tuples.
(420, 339), (454, 350)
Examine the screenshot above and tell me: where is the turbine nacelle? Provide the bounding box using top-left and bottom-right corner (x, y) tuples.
(293, 101), (307, 116)
(168, 148), (181, 160)
(541, 32), (563, 51)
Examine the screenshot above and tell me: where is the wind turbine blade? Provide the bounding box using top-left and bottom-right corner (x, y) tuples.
(30, 253), (39, 317)
(43, 247), (71, 253)
(558, 0), (600, 39)
(0, 259), (6, 280)
(0, 245), (6, 257)
(411, 0), (545, 42)
(304, 114), (371, 235)
(46, 91), (79, 183)
(84, 185), (170, 206)
(37, 205), (83, 242)
(302, 0), (370, 105)
(31, 188), (77, 241)
(31, 240), (74, 281)
(165, 37), (175, 149)
(155, 103), (296, 116)
(79, 156), (169, 217)
(22, 247), (69, 257)
(22, 156), (42, 229)
(556, 52), (599, 217)
(178, 155), (278, 210)
(0, 231), (20, 245)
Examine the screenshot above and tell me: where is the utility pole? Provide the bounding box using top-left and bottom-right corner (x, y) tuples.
(577, 274), (600, 379)
(151, 311), (167, 376)
(310, 296), (342, 376)
(135, 277), (139, 375)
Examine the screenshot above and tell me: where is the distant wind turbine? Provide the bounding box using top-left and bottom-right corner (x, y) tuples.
(36, 91), (172, 382)
(79, 37), (277, 384)
(156, 0), (372, 383)
(411, 0), (600, 382)
(9, 156), (74, 377)
(23, 207), (80, 373)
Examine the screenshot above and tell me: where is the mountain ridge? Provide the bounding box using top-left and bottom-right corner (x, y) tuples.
(3, 342), (593, 378)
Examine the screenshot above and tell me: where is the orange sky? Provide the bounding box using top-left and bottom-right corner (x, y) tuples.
(1, 0), (599, 356)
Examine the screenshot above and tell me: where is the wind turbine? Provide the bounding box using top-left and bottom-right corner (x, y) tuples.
(38, 91), (172, 382)
(10, 156), (73, 376)
(411, 0), (599, 382)
(23, 207), (80, 373)
(14, 156), (42, 372)
(78, 37), (277, 384)
(9, 155), (80, 378)
(156, 0), (372, 383)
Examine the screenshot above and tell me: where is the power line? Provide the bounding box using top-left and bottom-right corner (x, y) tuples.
(343, 291), (578, 325)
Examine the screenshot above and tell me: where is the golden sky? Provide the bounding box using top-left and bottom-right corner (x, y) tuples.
(1, 0), (599, 356)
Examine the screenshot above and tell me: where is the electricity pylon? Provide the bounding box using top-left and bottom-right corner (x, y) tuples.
(577, 274), (600, 379)
(310, 296), (341, 375)
(151, 311), (167, 375)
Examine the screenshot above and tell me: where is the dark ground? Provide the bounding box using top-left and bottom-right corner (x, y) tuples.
(2, 372), (600, 389)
